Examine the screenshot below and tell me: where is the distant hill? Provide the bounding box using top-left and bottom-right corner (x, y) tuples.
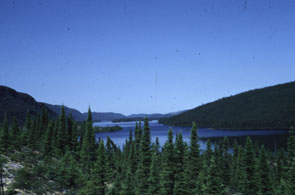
(44, 103), (85, 121)
(0, 86), (57, 124)
(44, 104), (126, 122)
(127, 111), (187, 119)
(84, 112), (126, 122)
(159, 82), (295, 130)
(0, 85), (185, 123)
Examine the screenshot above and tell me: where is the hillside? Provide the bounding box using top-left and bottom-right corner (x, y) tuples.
(82, 112), (126, 122)
(0, 86), (57, 124)
(45, 104), (126, 122)
(44, 103), (85, 121)
(159, 82), (295, 130)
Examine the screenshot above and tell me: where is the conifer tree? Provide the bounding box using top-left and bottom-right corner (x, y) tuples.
(195, 160), (208, 195)
(135, 118), (151, 195)
(148, 138), (161, 195)
(243, 136), (258, 194)
(160, 129), (175, 195)
(66, 114), (74, 151)
(71, 122), (79, 153)
(105, 136), (117, 182)
(57, 150), (81, 189)
(22, 111), (32, 145)
(80, 107), (96, 172)
(0, 114), (10, 154)
(120, 170), (134, 195)
(184, 122), (200, 192)
(11, 117), (20, 149)
(206, 157), (225, 194)
(258, 145), (273, 194)
(134, 121), (142, 163)
(287, 127), (295, 164)
(173, 132), (187, 195)
(91, 140), (106, 195)
(57, 105), (67, 155)
(42, 121), (55, 156)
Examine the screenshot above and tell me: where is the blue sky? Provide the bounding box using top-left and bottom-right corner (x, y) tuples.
(0, 0), (294, 114)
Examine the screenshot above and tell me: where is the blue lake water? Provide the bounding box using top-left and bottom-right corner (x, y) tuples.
(94, 120), (290, 150)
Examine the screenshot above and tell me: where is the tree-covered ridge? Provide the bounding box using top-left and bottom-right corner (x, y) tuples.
(0, 108), (295, 194)
(0, 85), (57, 124)
(160, 81), (295, 129)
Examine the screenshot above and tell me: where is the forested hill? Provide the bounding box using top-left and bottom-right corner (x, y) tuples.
(0, 86), (56, 124)
(159, 82), (295, 130)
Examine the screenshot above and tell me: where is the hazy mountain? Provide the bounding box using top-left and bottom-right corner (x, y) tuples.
(0, 86), (57, 124)
(83, 112), (126, 122)
(0, 85), (185, 123)
(160, 82), (295, 130)
(127, 111), (186, 119)
(43, 103), (85, 121)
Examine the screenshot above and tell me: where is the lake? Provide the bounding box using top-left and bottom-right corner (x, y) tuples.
(94, 120), (290, 151)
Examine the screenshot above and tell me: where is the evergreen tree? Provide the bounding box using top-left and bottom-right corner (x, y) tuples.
(22, 111), (32, 145)
(148, 138), (161, 195)
(173, 132), (187, 195)
(11, 117), (20, 149)
(66, 114), (74, 151)
(287, 127), (295, 164)
(57, 105), (67, 155)
(42, 121), (54, 156)
(0, 113), (10, 154)
(206, 157), (225, 195)
(57, 150), (81, 189)
(184, 122), (200, 192)
(195, 161), (208, 195)
(160, 129), (175, 195)
(258, 145), (273, 194)
(135, 118), (151, 195)
(91, 140), (106, 195)
(80, 107), (96, 172)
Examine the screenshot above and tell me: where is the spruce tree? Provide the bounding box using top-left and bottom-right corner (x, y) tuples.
(184, 122), (200, 192)
(57, 150), (81, 189)
(135, 118), (151, 195)
(258, 145), (273, 194)
(57, 105), (67, 155)
(11, 117), (20, 149)
(91, 140), (106, 195)
(80, 107), (96, 172)
(42, 121), (54, 156)
(206, 157), (225, 195)
(148, 138), (161, 195)
(160, 129), (175, 195)
(287, 127), (295, 164)
(0, 113), (10, 154)
(173, 132), (187, 195)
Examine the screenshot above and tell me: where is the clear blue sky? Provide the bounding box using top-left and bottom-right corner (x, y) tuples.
(0, 0), (294, 115)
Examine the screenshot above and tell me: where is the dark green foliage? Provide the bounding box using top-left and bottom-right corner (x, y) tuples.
(147, 137), (161, 195)
(257, 145), (273, 194)
(57, 150), (81, 189)
(0, 114), (10, 154)
(160, 129), (175, 195)
(0, 85), (57, 125)
(2, 109), (295, 195)
(80, 107), (96, 172)
(10, 117), (20, 148)
(173, 132), (187, 195)
(42, 121), (54, 156)
(184, 122), (200, 192)
(57, 105), (67, 155)
(206, 157), (225, 194)
(91, 140), (106, 195)
(135, 118), (151, 195)
(160, 82), (295, 129)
